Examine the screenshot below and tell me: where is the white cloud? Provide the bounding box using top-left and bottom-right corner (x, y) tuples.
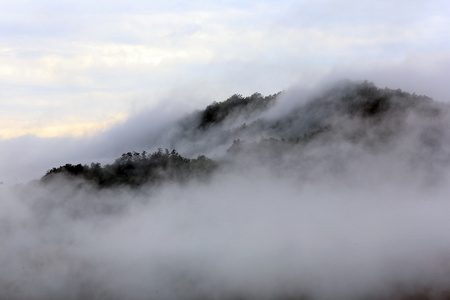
(0, 0), (449, 138)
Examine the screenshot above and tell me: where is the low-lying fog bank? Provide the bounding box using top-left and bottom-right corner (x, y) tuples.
(1, 80), (450, 299)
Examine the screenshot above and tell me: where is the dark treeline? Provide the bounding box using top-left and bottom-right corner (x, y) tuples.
(43, 148), (217, 188)
(198, 92), (278, 129)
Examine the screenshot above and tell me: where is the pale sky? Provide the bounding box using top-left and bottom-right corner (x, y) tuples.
(1, 0), (449, 138)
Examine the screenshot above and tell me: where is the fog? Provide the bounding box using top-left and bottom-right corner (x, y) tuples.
(1, 80), (450, 299)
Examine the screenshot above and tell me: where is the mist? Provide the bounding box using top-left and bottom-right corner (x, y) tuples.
(0, 99), (189, 184)
(2, 80), (450, 299)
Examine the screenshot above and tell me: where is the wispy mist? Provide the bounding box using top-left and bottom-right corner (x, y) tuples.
(1, 81), (450, 299)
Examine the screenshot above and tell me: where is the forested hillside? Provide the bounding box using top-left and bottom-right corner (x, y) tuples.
(43, 80), (449, 189)
(6, 80), (450, 300)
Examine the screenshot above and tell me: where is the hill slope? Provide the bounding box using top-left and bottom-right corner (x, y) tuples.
(44, 80), (450, 188)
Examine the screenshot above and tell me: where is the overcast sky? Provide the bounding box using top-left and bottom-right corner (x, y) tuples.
(1, 0), (449, 138)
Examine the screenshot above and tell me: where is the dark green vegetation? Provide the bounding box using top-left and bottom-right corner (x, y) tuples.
(43, 149), (217, 188)
(198, 92), (278, 129)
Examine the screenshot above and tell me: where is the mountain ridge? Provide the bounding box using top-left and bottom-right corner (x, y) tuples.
(43, 80), (450, 188)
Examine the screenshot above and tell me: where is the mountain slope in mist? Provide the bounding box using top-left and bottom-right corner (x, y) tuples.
(3, 80), (450, 300)
(45, 80), (449, 189)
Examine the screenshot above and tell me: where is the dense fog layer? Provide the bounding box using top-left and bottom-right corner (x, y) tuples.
(1, 81), (450, 299)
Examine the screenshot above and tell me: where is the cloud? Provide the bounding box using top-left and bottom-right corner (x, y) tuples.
(2, 151), (450, 299)
(2, 80), (450, 299)
(1, 0), (450, 297)
(0, 96), (189, 183)
(327, 51), (450, 102)
(1, 0), (448, 138)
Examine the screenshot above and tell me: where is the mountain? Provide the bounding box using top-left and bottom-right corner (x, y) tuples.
(43, 80), (450, 188)
(5, 80), (450, 300)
